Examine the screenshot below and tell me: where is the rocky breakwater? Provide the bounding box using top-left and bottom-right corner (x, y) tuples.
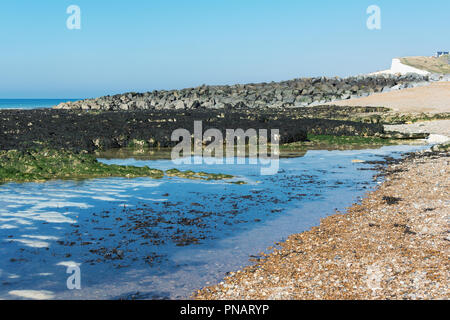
(55, 74), (429, 111)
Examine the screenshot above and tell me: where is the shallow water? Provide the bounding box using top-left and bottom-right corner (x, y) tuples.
(0, 145), (426, 299)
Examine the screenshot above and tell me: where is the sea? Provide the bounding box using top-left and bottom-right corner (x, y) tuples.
(0, 99), (80, 110)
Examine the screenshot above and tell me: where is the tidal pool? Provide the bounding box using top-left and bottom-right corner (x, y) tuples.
(0, 145), (426, 299)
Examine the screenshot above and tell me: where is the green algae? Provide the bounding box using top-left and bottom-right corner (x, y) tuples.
(165, 168), (234, 181)
(431, 142), (450, 152)
(280, 134), (399, 150)
(0, 149), (237, 184)
(0, 149), (164, 183)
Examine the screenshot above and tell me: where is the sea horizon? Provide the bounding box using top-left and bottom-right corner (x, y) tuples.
(0, 98), (81, 109)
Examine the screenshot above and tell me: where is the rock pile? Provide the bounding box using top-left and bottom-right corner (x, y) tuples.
(55, 74), (429, 111)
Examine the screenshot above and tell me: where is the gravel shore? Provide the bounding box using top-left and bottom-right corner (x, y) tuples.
(195, 150), (449, 300)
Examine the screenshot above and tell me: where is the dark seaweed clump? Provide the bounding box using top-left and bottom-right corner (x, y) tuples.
(382, 196), (402, 205)
(0, 108), (384, 152)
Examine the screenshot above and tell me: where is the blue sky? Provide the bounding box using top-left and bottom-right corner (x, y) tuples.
(0, 0), (448, 98)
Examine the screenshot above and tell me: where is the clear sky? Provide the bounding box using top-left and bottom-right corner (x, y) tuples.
(0, 0), (448, 98)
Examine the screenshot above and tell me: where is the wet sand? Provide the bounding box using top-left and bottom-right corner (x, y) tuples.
(195, 149), (449, 300)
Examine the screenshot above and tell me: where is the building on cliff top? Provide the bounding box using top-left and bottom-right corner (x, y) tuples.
(436, 51), (449, 58)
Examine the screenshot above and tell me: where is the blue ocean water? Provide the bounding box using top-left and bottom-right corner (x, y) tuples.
(0, 99), (80, 109)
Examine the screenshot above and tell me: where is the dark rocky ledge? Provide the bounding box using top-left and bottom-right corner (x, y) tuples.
(0, 108), (385, 152)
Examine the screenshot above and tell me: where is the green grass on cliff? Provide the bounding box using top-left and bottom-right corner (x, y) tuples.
(400, 56), (450, 74)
